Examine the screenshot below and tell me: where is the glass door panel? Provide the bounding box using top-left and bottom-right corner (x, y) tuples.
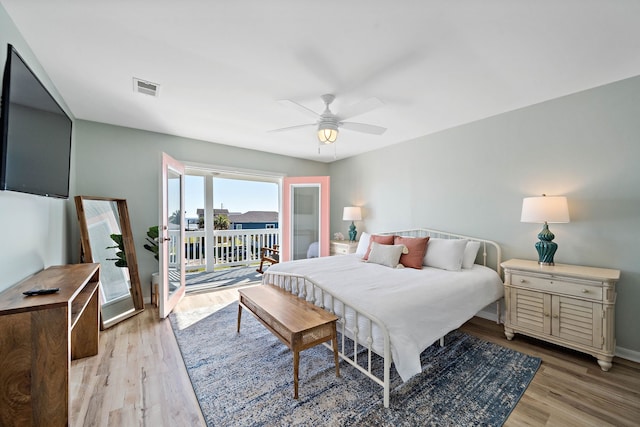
(160, 153), (186, 318)
(291, 186), (320, 260)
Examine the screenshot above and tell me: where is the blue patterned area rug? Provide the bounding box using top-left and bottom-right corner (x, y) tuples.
(169, 303), (540, 427)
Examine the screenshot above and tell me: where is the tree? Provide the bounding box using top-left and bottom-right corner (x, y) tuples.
(169, 209), (181, 224)
(214, 214), (230, 230)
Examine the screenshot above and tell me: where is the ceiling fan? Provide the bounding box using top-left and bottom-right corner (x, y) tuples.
(272, 94), (386, 144)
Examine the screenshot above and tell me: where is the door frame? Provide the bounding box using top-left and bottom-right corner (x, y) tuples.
(159, 152), (186, 318)
(282, 176), (330, 262)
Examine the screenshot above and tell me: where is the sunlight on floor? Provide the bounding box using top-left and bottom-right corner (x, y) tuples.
(172, 300), (235, 330)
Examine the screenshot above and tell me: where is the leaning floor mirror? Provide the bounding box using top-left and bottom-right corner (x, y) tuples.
(75, 196), (145, 329)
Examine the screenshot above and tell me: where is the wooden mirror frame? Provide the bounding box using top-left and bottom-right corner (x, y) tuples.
(75, 196), (144, 329)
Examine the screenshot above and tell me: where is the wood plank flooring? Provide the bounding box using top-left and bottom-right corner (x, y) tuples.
(70, 286), (640, 426)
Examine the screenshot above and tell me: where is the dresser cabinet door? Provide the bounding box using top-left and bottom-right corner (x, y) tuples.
(508, 288), (551, 334)
(552, 296), (602, 348)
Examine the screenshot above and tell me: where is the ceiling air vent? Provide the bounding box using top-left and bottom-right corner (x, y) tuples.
(133, 78), (160, 97)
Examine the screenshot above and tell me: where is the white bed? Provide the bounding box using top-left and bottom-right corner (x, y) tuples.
(262, 228), (503, 407)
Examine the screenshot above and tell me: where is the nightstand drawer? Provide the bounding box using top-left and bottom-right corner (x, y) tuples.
(332, 245), (351, 255)
(512, 273), (603, 301)
(330, 240), (358, 256)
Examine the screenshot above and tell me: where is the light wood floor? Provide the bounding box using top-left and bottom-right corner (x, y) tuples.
(71, 286), (640, 426)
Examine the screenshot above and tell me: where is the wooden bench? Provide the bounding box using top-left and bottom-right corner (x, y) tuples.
(237, 284), (340, 399)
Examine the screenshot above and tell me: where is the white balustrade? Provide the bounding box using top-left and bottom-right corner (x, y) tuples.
(167, 228), (279, 272)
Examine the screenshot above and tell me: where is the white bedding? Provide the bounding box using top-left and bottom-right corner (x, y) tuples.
(265, 254), (504, 382)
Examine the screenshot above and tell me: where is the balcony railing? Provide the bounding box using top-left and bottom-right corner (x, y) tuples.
(168, 228), (279, 272)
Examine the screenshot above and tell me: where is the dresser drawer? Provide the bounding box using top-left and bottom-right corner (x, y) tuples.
(511, 273), (603, 301)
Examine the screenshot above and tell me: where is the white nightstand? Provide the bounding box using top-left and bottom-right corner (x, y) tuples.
(501, 259), (620, 371)
(330, 240), (358, 256)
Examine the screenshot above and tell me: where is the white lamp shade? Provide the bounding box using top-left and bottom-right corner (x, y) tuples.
(521, 196), (570, 223)
(342, 206), (362, 221)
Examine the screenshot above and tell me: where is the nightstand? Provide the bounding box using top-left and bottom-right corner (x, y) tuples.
(501, 259), (620, 371)
(330, 240), (358, 256)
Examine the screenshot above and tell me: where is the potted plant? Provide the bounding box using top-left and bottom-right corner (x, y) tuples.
(144, 226), (159, 260)
(106, 234), (127, 267)
(144, 226), (160, 305)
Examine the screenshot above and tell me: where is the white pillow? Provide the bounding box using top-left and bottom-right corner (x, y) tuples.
(366, 242), (405, 268)
(355, 231), (371, 257)
(462, 241), (481, 269)
(423, 238), (468, 271)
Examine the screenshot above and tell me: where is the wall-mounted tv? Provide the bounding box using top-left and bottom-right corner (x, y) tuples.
(0, 44), (72, 199)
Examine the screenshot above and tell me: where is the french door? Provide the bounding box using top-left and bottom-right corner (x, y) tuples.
(159, 153), (186, 318)
(281, 176), (330, 262)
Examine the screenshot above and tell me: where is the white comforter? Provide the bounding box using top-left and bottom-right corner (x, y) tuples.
(265, 254), (504, 382)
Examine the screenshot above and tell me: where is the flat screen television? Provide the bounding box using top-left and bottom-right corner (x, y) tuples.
(0, 44), (72, 199)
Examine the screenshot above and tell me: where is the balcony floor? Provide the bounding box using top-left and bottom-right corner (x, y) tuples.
(184, 265), (264, 293)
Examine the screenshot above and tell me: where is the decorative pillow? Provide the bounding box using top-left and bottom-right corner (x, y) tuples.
(394, 236), (429, 269)
(366, 242), (405, 268)
(355, 232), (371, 257)
(462, 241), (481, 269)
(363, 234), (395, 260)
(423, 238), (468, 271)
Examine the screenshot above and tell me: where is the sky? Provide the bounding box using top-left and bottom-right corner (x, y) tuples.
(184, 176), (279, 218)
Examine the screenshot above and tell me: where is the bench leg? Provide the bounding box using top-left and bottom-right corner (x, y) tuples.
(236, 304), (242, 333)
(293, 350), (299, 399)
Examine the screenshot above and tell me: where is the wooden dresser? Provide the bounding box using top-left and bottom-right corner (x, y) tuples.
(0, 264), (101, 427)
(502, 259), (620, 371)
(330, 240), (358, 256)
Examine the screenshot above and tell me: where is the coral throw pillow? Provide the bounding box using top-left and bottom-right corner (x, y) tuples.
(394, 236), (429, 269)
(363, 234), (395, 260)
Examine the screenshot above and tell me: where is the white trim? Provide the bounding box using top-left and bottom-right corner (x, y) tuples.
(476, 307), (501, 324)
(615, 346), (640, 364)
(182, 161), (285, 182)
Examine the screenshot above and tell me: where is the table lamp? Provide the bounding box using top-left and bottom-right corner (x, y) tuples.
(521, 195), (570, 265)
(342, 207), (362, 242)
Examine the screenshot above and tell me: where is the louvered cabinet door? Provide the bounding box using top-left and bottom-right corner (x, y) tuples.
(552, 296), (602, 348)
(508, 287), (551, 335)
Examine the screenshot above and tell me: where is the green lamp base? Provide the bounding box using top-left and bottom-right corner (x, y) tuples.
(535, 222), (558, 265)
(348, 221), (357, 242)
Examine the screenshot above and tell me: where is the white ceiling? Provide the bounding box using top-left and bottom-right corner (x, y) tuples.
(2, 1), (640, 162)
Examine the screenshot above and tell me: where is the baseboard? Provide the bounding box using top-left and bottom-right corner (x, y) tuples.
(615, 346), (640, 364)
(475, 309), (640, 365)
(476, 309), (501, 324)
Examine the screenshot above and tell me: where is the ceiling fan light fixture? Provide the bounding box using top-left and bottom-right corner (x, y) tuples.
(318, 125), (338, 144)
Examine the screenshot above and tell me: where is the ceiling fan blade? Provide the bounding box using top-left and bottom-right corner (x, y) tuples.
(340, 122), (387, 135)
(278, 99), (321, 119)
(339, 97), (384, 120)
(269, 123), (316, 133)
(294, 48), (346, 92)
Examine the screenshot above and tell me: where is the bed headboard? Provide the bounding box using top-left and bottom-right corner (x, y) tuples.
(380, 228), (503, 276)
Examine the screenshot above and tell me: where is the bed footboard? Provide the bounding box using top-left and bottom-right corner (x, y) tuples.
(263, 271), (393, 408)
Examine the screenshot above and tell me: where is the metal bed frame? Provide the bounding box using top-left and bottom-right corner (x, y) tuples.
(262, 228), (502, 408)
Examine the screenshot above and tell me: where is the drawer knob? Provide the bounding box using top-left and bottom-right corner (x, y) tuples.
(582, 289), (589, 293)
(553, 314), (559, 318)
(544, 313), (550, 317)
(520, 279), (526, 283)
(549, 281), (554, 284)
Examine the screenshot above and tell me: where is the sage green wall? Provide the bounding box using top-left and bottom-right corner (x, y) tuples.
(329, 75), (640, 358)
(0, 4), (76, 292)
(73, 120), (329, 295)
